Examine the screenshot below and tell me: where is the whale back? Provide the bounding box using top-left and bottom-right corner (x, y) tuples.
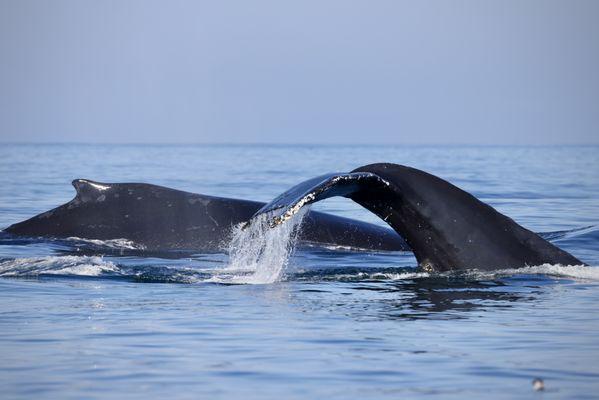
(5, 179), (408, 252)
(6, 179), (259, 250)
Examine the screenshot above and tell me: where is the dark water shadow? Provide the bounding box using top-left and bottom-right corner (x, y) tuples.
(372, 277), (533, 320)
(291, 268), (540, 321)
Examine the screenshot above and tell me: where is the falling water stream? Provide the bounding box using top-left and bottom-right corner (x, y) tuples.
(222, 208), (308, 284)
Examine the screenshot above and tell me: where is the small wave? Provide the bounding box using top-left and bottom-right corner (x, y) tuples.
(342, 271), (429, 280)
(0, 232), (146, 251)
(539, 225), (597, 242)
(0, 255), (118, 277)
(292, 267), (429, 282)
(291, 264), (599, 283)
(468, 264), (599, 281)
(0, 254), (596, 285)
(0, 255), (212, 283)
(64, 237), (145, 250)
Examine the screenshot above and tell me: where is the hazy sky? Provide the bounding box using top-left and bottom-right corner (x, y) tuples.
(1, 0), (597, 144)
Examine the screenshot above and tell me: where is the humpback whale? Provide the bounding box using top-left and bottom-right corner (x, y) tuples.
(249, 163), (584, 271)
(3, 179), (408, 252)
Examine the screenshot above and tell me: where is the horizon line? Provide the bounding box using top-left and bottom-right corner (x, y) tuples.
(1, 141), (598, 147)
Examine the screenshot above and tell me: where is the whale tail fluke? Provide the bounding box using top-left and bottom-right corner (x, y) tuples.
(248, 163), (585, 272)
(252, 172), (391, 227)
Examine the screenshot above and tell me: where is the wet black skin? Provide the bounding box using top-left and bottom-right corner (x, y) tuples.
(4, 179), (408, 252)
(252, 163), (585, 271)
(350, 164), (583, 271)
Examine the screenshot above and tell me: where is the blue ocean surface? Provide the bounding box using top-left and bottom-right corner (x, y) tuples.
(1, 144), (598, 399)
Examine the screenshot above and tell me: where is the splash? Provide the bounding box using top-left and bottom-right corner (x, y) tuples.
(220, 208), (309, 284)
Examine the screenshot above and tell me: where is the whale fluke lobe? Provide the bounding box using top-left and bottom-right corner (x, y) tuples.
(250, 163), (584, 271)
(254, 172), (391, 227)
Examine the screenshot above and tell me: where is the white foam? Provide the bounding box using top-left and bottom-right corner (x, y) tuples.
(217, 208), (308, 284)
(0, 256), (117, 277)
(305, 264), (598, 283)
(317, 270), (430, 281)
(370, 271), (431, 280)
(480, 264), (599, 281)
(373, 264), (598, 282)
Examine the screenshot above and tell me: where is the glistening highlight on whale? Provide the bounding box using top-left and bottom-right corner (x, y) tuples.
(249, 163), (585, 272)
(3, 179), (407, 252)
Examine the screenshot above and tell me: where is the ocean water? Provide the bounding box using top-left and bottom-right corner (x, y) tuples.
(0, 144), (598, 399)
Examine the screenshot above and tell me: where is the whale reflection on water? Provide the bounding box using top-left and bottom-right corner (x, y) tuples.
(290, 271), (536, 321)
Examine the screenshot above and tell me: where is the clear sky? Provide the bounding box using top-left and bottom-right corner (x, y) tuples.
(1, 0), (597, 145)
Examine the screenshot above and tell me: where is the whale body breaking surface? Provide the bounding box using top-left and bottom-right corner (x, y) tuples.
(4, 163), (585, 272)
(248, 163), (584, 271)
(4, 178), (407, 253)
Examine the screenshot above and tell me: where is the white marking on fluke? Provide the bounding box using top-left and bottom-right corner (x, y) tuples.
(271, 192), (315, 227)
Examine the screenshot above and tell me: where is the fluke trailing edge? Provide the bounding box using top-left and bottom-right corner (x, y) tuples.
(4, 179), (408, 252)
(250, 163), (585, 271)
